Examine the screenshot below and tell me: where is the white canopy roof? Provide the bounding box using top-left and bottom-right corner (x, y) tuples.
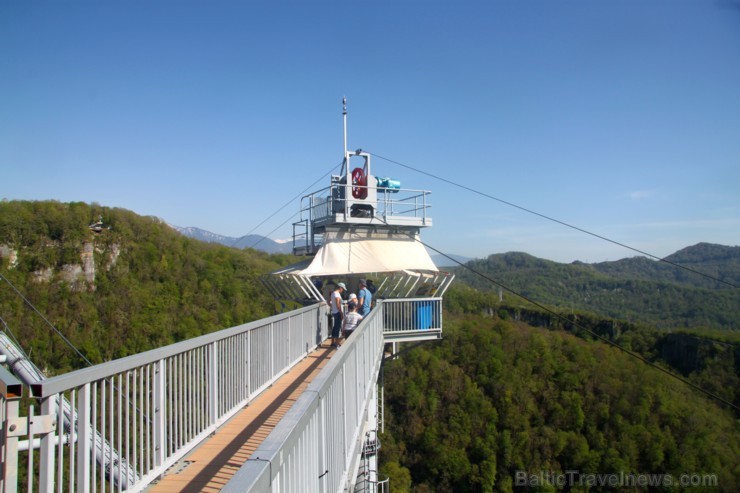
(297, 230), (438, 276)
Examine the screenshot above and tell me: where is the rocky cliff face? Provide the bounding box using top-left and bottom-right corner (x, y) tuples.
(656, 332), (738, 376)
(0, 245), (18, 268)
(0, 240), (120, 292)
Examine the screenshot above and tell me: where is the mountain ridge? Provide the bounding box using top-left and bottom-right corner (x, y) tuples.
(170, 225), (293, 254)
(454, 243), (740, 330)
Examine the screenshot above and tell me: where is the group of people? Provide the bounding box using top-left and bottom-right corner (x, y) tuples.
(328, 278), (373, 349)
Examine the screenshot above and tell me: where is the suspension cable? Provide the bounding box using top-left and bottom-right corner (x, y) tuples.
(370, 212), (738, 412)
(232, 160), (344, 250)
(0, 272), (94, 367)
(424, 237), (739, 411)
(369, 151), (738, 289)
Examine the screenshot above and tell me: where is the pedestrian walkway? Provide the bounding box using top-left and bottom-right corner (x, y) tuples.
(147, 342), (335, 492)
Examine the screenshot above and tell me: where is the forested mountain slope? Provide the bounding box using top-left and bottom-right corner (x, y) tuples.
(380, 314), (739, 492)
(454, 246), (740, 330)
(0, 200), (294, 374)
(2, 200), (737, 492)
(586, 243), (740, 289)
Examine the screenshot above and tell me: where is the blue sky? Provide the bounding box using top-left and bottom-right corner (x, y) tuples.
(2, 0), (739, 263)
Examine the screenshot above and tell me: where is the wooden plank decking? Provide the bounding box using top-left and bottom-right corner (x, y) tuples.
(147, 342), (336, 492)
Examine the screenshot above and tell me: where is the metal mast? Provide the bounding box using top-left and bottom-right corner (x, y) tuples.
(343, 96), (348, 155)
(343, 96), (350, 178)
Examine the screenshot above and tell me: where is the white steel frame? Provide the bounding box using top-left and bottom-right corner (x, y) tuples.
(2, 297), (444, 493)
(23, 303), (328, 493)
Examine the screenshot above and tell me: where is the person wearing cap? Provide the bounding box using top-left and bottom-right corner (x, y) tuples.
(342, 300), (363, 339)
(329, 282), (346, 348)
(357, 279), (372, 317)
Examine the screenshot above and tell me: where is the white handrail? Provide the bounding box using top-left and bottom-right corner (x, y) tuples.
(4, 297), (443, 493)
(223, 300), (386, 493)
(29, 303), (328, 493)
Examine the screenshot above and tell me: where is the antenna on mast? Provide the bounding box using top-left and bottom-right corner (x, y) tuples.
(342, 96), (348, 156)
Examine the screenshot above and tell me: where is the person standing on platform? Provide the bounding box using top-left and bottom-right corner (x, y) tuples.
(357, 279), (372, 316)
(342, 301), (363, 340)
(329, 282), (346, 348)
(366, 279), (377, 296)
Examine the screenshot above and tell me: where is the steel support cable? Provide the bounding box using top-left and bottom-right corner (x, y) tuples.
(231, 160), (345, 250)
(369, 151), (739, 290)
(0, 314), (26, 356)
(370, 213), (738, 412)
(422, 239), (740, 412)
(247, 210), (302, 252)
(0, 272), (93, 367)
(0, 284), (145, 488)
(0, 272), (175, 453)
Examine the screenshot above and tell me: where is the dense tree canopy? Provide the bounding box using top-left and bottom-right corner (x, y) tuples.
(0, 200), (292, 373)
(380, 315), (739, 492)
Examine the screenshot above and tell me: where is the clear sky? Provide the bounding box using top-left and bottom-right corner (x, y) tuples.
(2, 0), (739, 263)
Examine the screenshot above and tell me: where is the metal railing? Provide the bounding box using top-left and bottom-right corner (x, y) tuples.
(2, 297), (443, 493)
(377, 474), (390, 493)
(298, 183), (431, 224)
(354, 470), (389, 493)
(20, 303), (327, 493)
(223, 301), (386, 493)
(293, 182), (432, 255)
(382, 298), (443, 342)
(1, 366), (24, 493)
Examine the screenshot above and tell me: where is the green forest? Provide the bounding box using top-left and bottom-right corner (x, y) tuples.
(1, 200), (738, 492)
(454, 249), (740, 330)
(0, 200), (293, 373)
(378, 310), (738, 492)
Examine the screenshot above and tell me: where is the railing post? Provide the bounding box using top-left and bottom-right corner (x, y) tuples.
(153, 359), (166, 469)
(208, 342), (218, 425)
(77, 383), (91, 493)
(340, 366), (347, 473)
(246, 331), (251, 400)
(1, 370), (22, 493)
(270, 323), (274, 378)
(317, 395), (327, 493)
(2, 400), (19, 493)
(38, 397), (56, 493)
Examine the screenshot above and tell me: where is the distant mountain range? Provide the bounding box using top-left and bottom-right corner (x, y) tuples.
(171, 225), (474, 265)
(454, 242), (740, 330)
(170, 226), (293, 254)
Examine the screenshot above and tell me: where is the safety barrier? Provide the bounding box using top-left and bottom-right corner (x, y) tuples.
(382, 297), (443, 342)
(3, 297), (441, 493)
(299, 183), (431, 226)
(1, 366), (24, 493)
(23, 303), (328, 493)
(223, 301), (385, 493)
(293, 182), (432, 255)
